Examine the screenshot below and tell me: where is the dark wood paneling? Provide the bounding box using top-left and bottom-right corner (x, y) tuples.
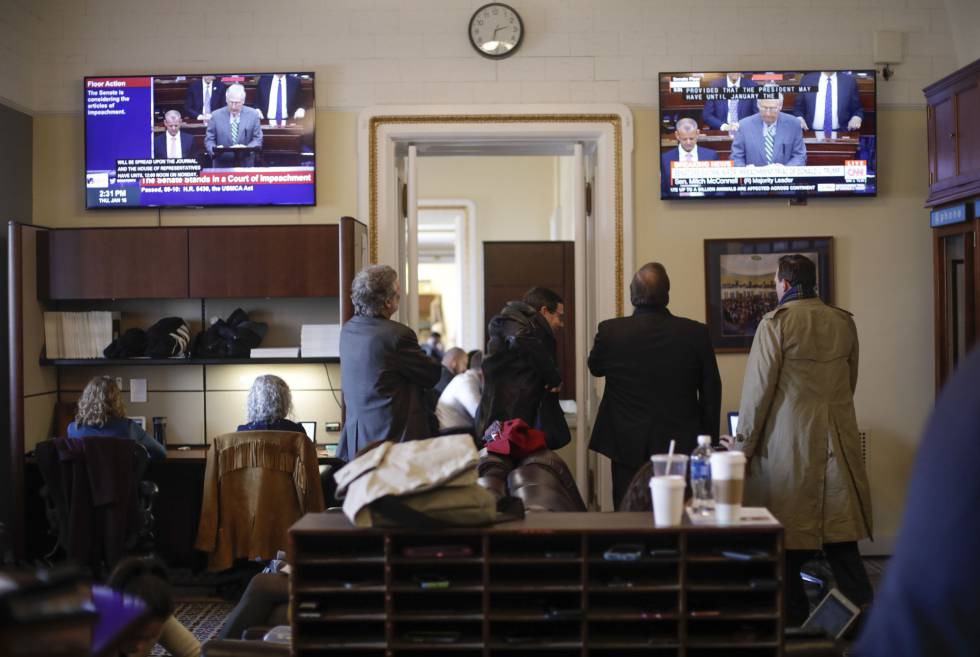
(958, 85), (980, 178)
(8, 223), (24, 557)
(483, 241), (576, 398)
(39, 228), (189, 300)
(934, 97), (957, 183)
(188, 225), (338, 298)
(339, 217), (365, 324)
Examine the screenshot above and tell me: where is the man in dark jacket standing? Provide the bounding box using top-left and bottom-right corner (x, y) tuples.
(477, 288), (566, 441)
(338, 265), (442, 461)
(589, 262), (722, 509)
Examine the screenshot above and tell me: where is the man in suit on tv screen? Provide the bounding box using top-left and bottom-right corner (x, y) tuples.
(204, 83), (263, 168)
(256, 73), (306, 125)
(731, 92), (807, 167)
(661, 117), (718, 196)
(794, 70), (864, 135)
(702, 72), (758, 131)
(184, 75), (226, 122)
(153, 110), (198, 160)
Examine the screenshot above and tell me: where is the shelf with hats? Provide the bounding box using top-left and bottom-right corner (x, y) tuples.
(9, 219), (368, 561)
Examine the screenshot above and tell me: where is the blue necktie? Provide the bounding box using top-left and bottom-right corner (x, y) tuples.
(230, 117), (239, 144)
(727, 98), (737, 125)
(764, 125), (774, 165)
(824, 74), (834, 136)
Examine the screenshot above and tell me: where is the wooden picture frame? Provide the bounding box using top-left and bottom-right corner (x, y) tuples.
(704, 236), (834, 352)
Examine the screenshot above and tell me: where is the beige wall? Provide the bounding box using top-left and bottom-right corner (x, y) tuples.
(30, 106), (934, 548)
(418, 156), (558, 242)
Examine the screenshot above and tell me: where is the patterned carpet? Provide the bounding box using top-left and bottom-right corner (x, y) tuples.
(150, 599), (233, 656)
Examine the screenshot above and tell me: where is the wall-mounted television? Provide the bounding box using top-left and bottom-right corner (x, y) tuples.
(84, 72), (316, 209)
(658, 70), (876, 200)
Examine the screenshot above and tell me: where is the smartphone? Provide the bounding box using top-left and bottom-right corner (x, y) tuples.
(412, 573), (450, 589)
(603, 543), (645, 561)
(721, 549), (770, 561)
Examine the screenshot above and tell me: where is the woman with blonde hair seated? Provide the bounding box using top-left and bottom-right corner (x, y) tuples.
(237, 374), (306, 434)
(68, 375), (166, 459)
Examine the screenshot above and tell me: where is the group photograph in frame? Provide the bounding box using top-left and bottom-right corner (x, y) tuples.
(704, 237), (834, 352)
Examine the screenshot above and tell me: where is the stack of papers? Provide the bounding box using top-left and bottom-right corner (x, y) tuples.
(250, 347), (300, 358)
(43, 311), (113, 359)
(301, 324), (341, 358)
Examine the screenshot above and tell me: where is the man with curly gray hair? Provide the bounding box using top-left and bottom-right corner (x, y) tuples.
(238, 374), (306, 434)
(338, 265), (441, 460)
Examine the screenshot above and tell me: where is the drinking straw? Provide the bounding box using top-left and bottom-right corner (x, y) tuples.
(666, 439), (676, 476)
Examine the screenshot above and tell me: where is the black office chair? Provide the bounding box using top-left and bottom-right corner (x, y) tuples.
(36, 437), (159, 571)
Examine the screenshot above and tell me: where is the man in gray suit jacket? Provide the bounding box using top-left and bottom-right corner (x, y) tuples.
(205, 83), (263, 167)
(337, 265), (442, 462)
(731, 95), (807, 167)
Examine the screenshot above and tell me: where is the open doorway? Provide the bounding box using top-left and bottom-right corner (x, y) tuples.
(358, 105), (635, 509)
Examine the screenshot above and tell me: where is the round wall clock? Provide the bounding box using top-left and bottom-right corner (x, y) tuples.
(469, 3), (524, 60)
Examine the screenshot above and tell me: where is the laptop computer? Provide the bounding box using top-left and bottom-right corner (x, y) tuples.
(801, 588), (862, 639)
(727, 412), (739, 436)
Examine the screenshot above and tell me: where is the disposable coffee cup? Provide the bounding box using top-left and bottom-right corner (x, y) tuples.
(152, 416), (167, 447)
(649, 475), (686, 527)
(650, 453), (688, 478)
(710, 451), (746, 525)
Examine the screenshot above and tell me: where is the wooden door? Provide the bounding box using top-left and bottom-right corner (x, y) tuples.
(931, 96), (957, 184)
(933, 220), (980, 390)
(483, 241), (575, 398)
(188, 225), (339, 298)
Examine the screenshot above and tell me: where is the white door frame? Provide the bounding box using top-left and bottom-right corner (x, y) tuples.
(358, 104), (635, 507)
(417, 199), (481, 350)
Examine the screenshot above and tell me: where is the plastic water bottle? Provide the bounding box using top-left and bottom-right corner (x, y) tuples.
(690, 435), (714, 517)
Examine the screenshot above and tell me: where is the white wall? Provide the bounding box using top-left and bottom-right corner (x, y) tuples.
(2, 0), (962, 115)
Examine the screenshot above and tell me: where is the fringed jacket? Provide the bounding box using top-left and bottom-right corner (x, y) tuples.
(195, 430), (324, 571)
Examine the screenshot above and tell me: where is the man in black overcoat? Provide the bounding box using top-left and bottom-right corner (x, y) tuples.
(588, 262), (721, 508)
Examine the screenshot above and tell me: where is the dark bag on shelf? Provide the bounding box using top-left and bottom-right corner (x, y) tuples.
(192, 308), (268, 358)
(145, 317), (190, 358)
(103, 328), (147, 359)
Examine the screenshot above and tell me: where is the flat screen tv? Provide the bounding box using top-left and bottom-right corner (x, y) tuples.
(84, 72), (316, 209)
(658, 70), (877, 200)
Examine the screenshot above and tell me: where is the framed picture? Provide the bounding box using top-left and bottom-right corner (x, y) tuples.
(704, 237), (834, 352)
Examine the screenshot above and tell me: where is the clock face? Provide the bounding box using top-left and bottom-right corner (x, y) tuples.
(469, 3), (523, 59)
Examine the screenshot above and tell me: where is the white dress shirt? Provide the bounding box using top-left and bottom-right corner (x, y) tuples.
(267, 74), (288, 125)
(812, 72), (839, 131)
(677, 144), (700, 162)
(436, 370), (482, 431)
(167, 133), (182, 158)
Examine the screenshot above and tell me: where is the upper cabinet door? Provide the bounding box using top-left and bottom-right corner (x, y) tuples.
(188, 225), (339, 298)
(925, 61), (980, 206)
(39, 228), (189, 300)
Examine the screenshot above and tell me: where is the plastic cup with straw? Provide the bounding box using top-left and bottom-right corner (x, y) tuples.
(649, 439), (685, 526)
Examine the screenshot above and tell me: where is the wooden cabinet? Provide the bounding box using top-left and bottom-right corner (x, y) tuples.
(289, 512), (785, 657)
(925, 58), (980, 206)
(38, 228), (189, 300)
(188, 225), (339, 298)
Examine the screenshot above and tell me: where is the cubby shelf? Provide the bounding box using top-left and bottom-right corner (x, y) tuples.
(289, 511), (786, 657)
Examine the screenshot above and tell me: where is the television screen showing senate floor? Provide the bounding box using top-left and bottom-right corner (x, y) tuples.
(658, 70), (877, 200)
(84, 72), (316, 209)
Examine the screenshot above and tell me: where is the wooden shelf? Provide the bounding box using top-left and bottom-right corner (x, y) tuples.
(289, 512), (785, 654)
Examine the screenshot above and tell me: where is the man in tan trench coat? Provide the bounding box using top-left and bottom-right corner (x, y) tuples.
(722, 254), (874, 626)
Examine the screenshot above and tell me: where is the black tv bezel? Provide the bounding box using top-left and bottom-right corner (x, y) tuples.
(83, 71), (318, 211)
(657, 68), (878, 201)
